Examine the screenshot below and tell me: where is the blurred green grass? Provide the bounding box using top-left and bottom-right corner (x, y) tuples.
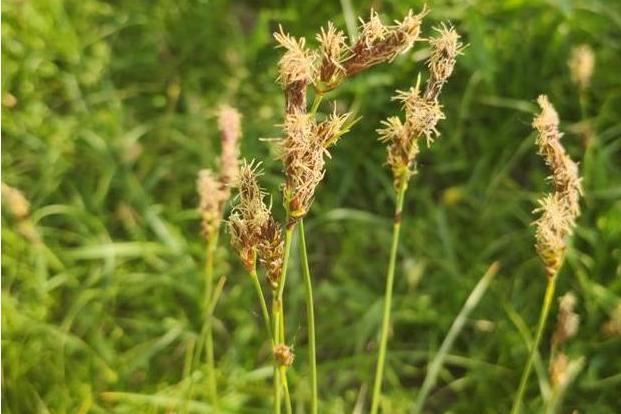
(2, 0), (621, 413)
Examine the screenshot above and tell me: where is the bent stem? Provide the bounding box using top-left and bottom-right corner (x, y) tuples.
(370, 179), (408, 414)
(299, 219), (318, 414)
(510, 274), (558, 414)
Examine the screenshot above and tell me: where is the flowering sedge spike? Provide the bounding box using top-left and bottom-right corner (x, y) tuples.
(197, 169), (229, 240)
(378, 24), (460, 190)
(532, 95), (582, 277)
(228, 161), (285, 288)
(1, 182), (30, 219)
(316, 22), (348, 88)
(568, 44), (595, 91)
(274, 27), (316, 114)
(280, 109), (353, 223)
(197, 105), (243, 240)
(552, 292), (580, 349)
(343, 8), (427, 78)
(424, 23), (464, 101)
(274, 343), (295, 367)
(218, 105), (242, 188)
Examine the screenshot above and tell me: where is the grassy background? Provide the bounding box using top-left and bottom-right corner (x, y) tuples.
(2, 0), (621, 412)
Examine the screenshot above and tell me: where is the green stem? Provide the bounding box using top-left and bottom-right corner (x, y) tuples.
(250, 268), (274, 345)
(510, 274), (557, 414)
(204, 234), (218, 407)
(273, 226), (294, 414)
(299, 219), (318, 414)
(370, 180), (408, 414)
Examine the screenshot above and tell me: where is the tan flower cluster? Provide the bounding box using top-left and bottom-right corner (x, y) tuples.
(378, 25), (462, 189)
(197, 105), (242, 239)
(228, 161), (284, 288)
(280, 109), (352, 223)
(552, 292), (580, 348)
(2, 182), (30, 219)
(568, 44), (595, 91)
(274, 343), (295, 367)
(342, 9), (427, 79)
(274, 27), (316, 114)
(532, 95), (582, 277)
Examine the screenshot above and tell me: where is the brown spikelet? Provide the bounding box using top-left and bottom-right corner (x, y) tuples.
(218, 105), (242, 187)
(274, 343), (295, 367)
(552, 292), (580, 348)
(425, 23), (464, 101)
(274, 27), (316, 114)
(316, 22), (348, 86)
(281, 113), (325, 222)
(228, 161), (285, 282)
(2, 182), (30, 219)
(532, 95), (582, 277)
(343, 8), (426, 77)
(568, 44), (595, 91)
(257, 217), (284, 290)
(197, 169), (229, 239)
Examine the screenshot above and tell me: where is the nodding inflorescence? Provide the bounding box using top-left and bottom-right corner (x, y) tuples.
(228, 161), (285, 287)
(532, 95), (582, 277)
(378, 24), (462, 190)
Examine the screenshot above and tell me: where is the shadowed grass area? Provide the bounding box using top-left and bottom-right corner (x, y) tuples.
(2, 0), (620, 413)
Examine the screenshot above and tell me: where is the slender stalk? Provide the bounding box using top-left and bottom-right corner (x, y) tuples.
(412, 262), (499, 414)
(250, 267), (274, 344)
(370, 180), (408, 414)
(299, 219), (318, 414)
(204, 233), (219, 407)
(273, 226), (294, 414)
(510, 274), (558, 414)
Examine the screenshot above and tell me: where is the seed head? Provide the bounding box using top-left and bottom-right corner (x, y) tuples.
(552, 292), (580, 348)
(274, 343), (295, 367)
(2, 182), (30, 219)
(228, 161), (285, 283)
(425, 23), (463, 101)
(343, 8), (426, 77)
(379, 84), (445, 189)
(316, 22), (348, 86)
(549, 352), (569, 389)
(197, 169), (228, 239)
(257, 217), (284, 290)
(532, 96), (582, 277)
(568, 44), (595, 91)
(281, 113), (325, 222)
(228, 161), (271, 269)
(218, 105), (242, 187)
(274, 27), (316, 113)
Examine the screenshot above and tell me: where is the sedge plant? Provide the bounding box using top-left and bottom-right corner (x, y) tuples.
(371, 24), (463, 414)
(510, 95), (582, 414)
(195, 105), (242, 407)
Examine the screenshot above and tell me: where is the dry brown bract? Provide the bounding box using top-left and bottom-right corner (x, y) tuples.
(532, 95), (582, 277)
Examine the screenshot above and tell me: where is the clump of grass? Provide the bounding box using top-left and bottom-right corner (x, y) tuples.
(372, 24), (463, 414)
(510, 95), (582, 414)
